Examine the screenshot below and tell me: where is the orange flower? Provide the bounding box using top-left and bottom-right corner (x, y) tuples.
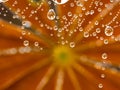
(0, 0), (120, 90)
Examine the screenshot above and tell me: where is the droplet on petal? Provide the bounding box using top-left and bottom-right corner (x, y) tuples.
(98, 83), (103, 89)
(22, 21), (31, 28)
(70, 42), (75, 48)
(84, 31), (89, 38)
(0, 0), (8, 3)
(105, 26), (114, 36)
(102, 53), (108, 59)
(101, 74), (105, 78)
(34, 42), (39, 47)
(47, 9), (56, 20)
(23, 40), (29, 46)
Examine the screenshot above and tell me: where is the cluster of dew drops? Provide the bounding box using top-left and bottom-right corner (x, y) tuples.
(1, 0), (120, 89)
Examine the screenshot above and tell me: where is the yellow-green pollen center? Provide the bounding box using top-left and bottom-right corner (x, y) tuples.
(53, 46), (74, 67)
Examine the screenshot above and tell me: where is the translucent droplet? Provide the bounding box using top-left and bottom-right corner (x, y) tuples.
(84, 31), (89, 38)
(102, 53), (108, 59)
(76, 1), (83, 7)
(34, 42), (39, 47)
(90, 10), (94, 15)
(22, 31), (26, 35)
(96, 28), (101, 33)
(23, 40), (29, 46)
(105, 26), (114, 36)
(67, 12), (72, 17)
(53, 25), (58, 31)
(47, 9), (56, 20)
(98, 83), (103, 88)
(79, 27), (83, 32)
(0, 0), (8, 3)
(70, 42), (75, 48)
(52, 0), (68, 4)
(101, 74), (105, 78)
(22, 21), (31, 28)
(104, 39), (109, 44)
(70, 3), (75, 7)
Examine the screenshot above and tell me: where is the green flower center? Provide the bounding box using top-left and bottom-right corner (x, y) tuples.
(53, 46), (74, 67)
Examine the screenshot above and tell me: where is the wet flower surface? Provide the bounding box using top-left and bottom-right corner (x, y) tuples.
(0, 0), (120, 90)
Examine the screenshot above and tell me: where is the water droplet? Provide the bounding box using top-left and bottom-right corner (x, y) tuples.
(79, 27), (83, 32)
(52, 0), (68, 4)
(22, 21), (31, 28)
(68, 12), (72, 17)
(84, 31), (89, 38)
(53, 25), (58, 31)
(23, 40), (29, 46)
(47, 9), (56, 20)
(70, 3), (75, 7)
(76, 1), (83, 7)
(105, 26), (114, 36)
(104, 39), (109, 44)
(0, 0), (8, 3)
(70, 42), (75, 48)
(96, 28), (101, 33)
(98, 83), (103, 88)
(102, 53), (108, 59)
(34, 42), (39, 47)
(22, 31), (26, 35)
(101, 74), (105, 78)
(90, 10), (94, 15)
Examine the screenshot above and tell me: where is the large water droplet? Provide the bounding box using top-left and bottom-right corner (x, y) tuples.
(52, 0), (68, 4)
(47, 9), (56, 20)
(0, 0), (8, 3)
(105, 26), (113, 36)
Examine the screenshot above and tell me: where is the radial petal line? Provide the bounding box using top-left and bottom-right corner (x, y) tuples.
(66, 67), (81, 90)
(36, 65), (55, 90)
(55, 69), (64, 90)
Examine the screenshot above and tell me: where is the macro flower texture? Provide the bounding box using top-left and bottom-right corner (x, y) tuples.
(0, 0), (120, 90)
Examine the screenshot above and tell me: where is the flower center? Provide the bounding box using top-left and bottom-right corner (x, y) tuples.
(52, 46), (74, 67)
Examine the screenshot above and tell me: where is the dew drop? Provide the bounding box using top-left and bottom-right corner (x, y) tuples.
(70, 42), (75, 48)
(67, 12), (72, 17)
(22, 20), (31, 28)
(101, 74), (105, 78)
(52, 0), (68, 4)
(98, 83), (103, 89)
(23, 40), (29, 46)
(104, 39), (109, 44)
(76, 1), (83, 7)
(0, 0), (8, 3)
(102, 53), (108, 59)
(79, 27), (83, 32)
(105, 26), (114, 36)
(34, 42), (39, 47)
(22, 31), (26, 35)
(47, 9), (56, 20)
(84, 31), (89, 38)
(96, 28), (101, 33)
